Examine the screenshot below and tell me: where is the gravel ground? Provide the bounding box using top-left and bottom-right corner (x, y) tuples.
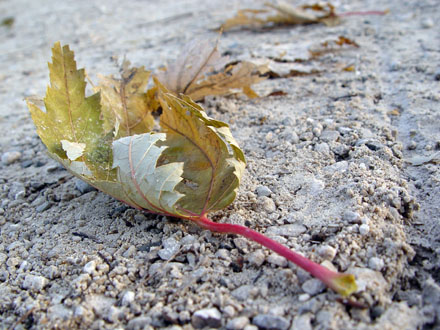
(0, 0), (439, 329)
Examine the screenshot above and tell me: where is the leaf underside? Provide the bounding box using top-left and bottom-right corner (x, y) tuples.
(27, 42), (246, 218)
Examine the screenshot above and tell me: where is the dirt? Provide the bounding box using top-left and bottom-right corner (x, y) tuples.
(0, 0), (439, 329)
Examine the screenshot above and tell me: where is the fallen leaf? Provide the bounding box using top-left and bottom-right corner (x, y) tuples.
(28, 42), (357, 298)
(220, 1), (339, 31)
(95, 60), (155, 139)
(156, 39), (266, 101)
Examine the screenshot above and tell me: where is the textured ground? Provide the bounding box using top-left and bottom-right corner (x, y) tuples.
(0, 0), (439, 329)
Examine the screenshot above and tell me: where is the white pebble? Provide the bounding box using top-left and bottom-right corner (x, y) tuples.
(83, 260), (96, 274)
(267, 254), (288, 267)
(22, 274), (48, 292)
(359, 224), (370, 236)
(256, 185), (272, 197)
(259, 196), (276, 213)
(318, 245), (337, 261)
(246, 250), (265, 267)
(302, 278), (326, 296)
(422, 18), (434, 28)
(369, 257), (384, 271)
(1, 151), (22, 165)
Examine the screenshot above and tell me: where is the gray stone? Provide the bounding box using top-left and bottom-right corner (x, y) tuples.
(1, 151), (22, 165)
(122, 291), (135, 306)
(292, 314), (312, 330)
(232, 285), (254, 301)
(227, 316), (250, 330)
(192, 308), (222, 328)
(74, 178), (96, 194)
(252, 314), (290, 330)
(8, 182), (26, 200)
(323, 161), (348, 174)
(315, 142), (330, 154)
(267, 254), (287, 267)
(127, 316), (153, 330)
(22, 274), (48, 292)
(48, 304), (73, 321)
(318, 245), (337, 261)
(320, 130), (340, 142)
(36, 201), (51, 212)
(301, 278), (326, 296)
(342, 211), (361, 223)
(158, 237), (181, 261)
(259, 196), (276, 213)
(256, 185), (272, 197)
(359, 224), (370, 235)
(83, 260), (96, 274)
(298, 298), (322, 314)
(246, 249), (265, 267)
(369, 257), (384, 271)
(266, 224), (307, 237)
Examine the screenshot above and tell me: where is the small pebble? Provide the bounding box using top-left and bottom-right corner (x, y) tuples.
(292, 314), (312, 330)
(300, 132), (314, 141)
(122, 291), (135, 306)
(1, 151), (22, 165)
(369, 257), (384, 271)
(267, 254), (288, 267)
(246, 249), (265, 267)
(422, 18), (434, 28)
(256, 185), (272, 197)
(343, 211), (361, 223)
(252, 314), (290, 330)
(301, 278), (326, 296)
(192, 308), (222, 328)
(22, 274), (48, 292)
(158, 237), (181, 261)
(315, 142), (330, 154)
(320, 130), (340, 142)
(259, 196), (276, 213)
(83, 260), (96, 274)
(226, 316), (250, 330)
(266, 224), (307, 237)
(318, 245), (337, 261)
(75, 178), (96, 194)
(36, 201), (51, 213)
(408, 141), (417, 150)
(359, 224), (370, 236)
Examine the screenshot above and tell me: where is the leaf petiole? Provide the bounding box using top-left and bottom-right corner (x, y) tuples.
(192, 215), (357, 297)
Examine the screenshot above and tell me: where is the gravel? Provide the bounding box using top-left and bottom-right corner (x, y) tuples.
(0, 0), (438, 328)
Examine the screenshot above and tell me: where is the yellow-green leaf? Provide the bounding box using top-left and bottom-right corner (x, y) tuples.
(27, 42), (112, 179)
(95, 61), (155, 138)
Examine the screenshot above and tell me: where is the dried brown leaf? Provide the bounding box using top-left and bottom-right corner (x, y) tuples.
(157, 39), (266, 101)
(220, 1), (340, 31)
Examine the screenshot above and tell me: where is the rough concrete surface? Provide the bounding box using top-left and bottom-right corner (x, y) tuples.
(0, 0), (439, 329)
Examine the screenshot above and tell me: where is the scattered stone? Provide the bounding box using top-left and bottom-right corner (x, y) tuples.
(368, 257), (385, 272)
(83, 260), (97, 274)
(343, 211), (361, 223)
(252, 314), (290, 330)
(268, 254), (288, 267)
(48, 304), (73, 321)
(123, 245), (137, 258)
(232, 285), (255, 301)
(323, 161), (348, 174)
(318, 245), (337, 261)
(192, 308), (222, 328)
(122, 291), (135, 306)
(315, 142), (330, 154)
(300, 131), (314, 141)
(75, 178), (97, 194)
(22, 274), (48, 292)
(292, 314), (312, 330)
(1, 151), (22, 165)
(8, 182), (26, 200)
(422, 278), (440, 321)
(158, 237), (181, 261)
(36, 201), (51, 212)
(422, 18), (434, 28)
(259, 196), (276, 213)
(356, 139), (383, 151)
(359, 224), (370, 236)
(226, 316), (250, 330)
(302, 278), (326, 296)
(320, 130), (340, 142)
(348, 267), (387, 292)
(256, 185), (272, 197)
(246, 249), (265, 267)
(127, 316), (153, 330)
(266, 224), (307, 237)
(408, 141), (417, 150)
